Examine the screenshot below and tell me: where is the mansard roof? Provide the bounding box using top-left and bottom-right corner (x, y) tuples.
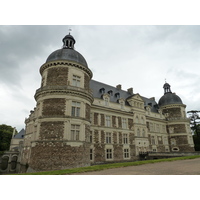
(89, 79), (159, 113)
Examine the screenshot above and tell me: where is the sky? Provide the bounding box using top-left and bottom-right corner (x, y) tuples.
(1, 25), (200, 131)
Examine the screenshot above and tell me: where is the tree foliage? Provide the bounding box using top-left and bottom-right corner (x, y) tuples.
(187, 110), (200, 136)
(0, 124), (15, 152)
(187, 110), (200, 151)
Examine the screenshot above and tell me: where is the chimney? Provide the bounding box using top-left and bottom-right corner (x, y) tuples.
(150, 97), (155, 101)
(127, 87), (133, 95)
(116, 84), (122, 90)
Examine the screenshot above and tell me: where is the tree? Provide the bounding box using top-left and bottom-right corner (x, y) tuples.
(0, 124), (16, 152)
(187, 110), (200, 136)
(187, 110), (200, 151)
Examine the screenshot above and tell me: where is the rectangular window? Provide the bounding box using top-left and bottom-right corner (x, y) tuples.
(105, 115), (111, 127)
(123, 133), (128, 144)
(72, 75), (81, 87)
(122, 118), (127, 129)
(71, 101), (81, 117)
(106, 132), (112, 143)
(106, 149), (112, 159)
(124, 149), (129, 158)
(151, 136), (155, 145)
(90, 149), (93, 160)
(71, 125), (80, 140)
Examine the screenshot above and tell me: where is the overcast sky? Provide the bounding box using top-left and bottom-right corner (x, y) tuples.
(1, 25), (200, 131)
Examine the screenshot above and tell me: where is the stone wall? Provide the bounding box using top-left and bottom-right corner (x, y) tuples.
(94, 113), (98, 125)
(46, 67), (69, 86)
(128, 118), (133, 130)
(163, 107), (181, 118)
(85, 104), (90, 121)
(100, 114), (105, 126)
(168, 124), (186, 133)
(84, 74), (90, 90)
(29, 142), (90, 171)
(118, 117), (122, 128)
(42, 98), (66, 117)
(112, 116), (116, 127)
(39, 121), (64, 140)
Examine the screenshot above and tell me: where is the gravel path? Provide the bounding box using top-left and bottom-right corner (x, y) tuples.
(73, 158), (200, 175)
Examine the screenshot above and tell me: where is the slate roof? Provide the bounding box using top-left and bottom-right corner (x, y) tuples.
(46, 48), (88, 68)
(89, 79), (159, 113)
(14, 128), (25, 139)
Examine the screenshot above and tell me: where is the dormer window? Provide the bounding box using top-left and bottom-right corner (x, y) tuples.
(108, 90), (113, 96)
(115, 92), (120, 98)
(118, 98), (125, 109)
(102, 94), (110, 106)
(99, 88), (105, 94)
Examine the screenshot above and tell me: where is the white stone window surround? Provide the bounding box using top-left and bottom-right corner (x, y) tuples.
(123, 133), (129, 144)
(105, 146), (113, 160)
(102, 93), (110, 106)
(123, 148), (130, 159)
(105, 132), (112, 144)
(72, 74), (81, 87)
(105, 115), (111, 127)
(71, 124), (80, 141)
(69, 67), (84, 88)
(71, 101), (81, 117)
(122, 118), (127, 129)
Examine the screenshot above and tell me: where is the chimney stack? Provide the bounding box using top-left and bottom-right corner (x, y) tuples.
(127, 87), (133, 95)
(116, 84), (122, 90)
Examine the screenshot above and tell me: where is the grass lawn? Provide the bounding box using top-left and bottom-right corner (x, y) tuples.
(15, 155), (200, 175)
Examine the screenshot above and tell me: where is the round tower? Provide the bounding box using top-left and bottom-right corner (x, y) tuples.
(24, 33), (93, 172)
(158, 82), (194, 152)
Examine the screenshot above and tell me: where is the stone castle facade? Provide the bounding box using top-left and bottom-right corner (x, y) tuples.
(1, 33), (195, 173)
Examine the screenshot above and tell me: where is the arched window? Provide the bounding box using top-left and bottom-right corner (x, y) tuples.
(11, 156), (18, 170)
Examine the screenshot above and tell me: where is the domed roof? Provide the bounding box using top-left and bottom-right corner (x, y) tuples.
(158, 92), (183, 107)
(46, 48), (88, 68)
(158, 82), (183, 107)
(46, 33), (88, 68)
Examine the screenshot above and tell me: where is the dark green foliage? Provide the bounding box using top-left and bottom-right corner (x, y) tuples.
(0, 124), (15, 152)
(187, 110), (200, 136)
(193, 135), (200, 151)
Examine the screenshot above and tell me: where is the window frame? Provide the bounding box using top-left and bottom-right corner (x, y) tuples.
(105, 132), (112, 144)
(123, 133), (128, 144)
(105, 115), (111, 127)
(106, 149), (113, 160)
(71, 101), (81, 117)
(72, 75), (81, 87)
(71, 124), (80, 141)
(124, 148), (130, 159)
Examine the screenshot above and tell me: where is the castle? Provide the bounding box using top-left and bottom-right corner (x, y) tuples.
(0, 33), (195, 173)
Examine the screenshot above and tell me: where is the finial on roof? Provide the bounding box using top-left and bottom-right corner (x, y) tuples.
(62, 30), (75, 49)
(69, 28), (72, 35)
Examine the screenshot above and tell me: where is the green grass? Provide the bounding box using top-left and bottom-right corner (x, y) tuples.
(16, 155), (200, 175)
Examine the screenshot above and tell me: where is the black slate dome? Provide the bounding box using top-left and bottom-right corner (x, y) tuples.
(158, 82), (183, 107)
(158, 93), (183, 107)
(46, 49), (88, 67)
(46, 33), (88, 68)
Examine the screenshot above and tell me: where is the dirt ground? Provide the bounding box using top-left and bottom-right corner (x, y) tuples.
(73, 158), (200, 175)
